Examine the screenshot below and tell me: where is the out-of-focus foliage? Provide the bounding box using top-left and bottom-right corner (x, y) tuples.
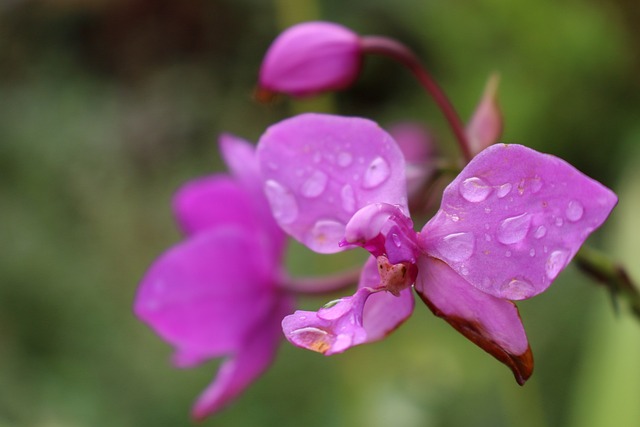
(0, 0), (639, 426)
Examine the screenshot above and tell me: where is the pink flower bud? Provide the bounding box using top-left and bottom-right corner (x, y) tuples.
(466, 74), (503, 156)
(259, 22), (362, 97)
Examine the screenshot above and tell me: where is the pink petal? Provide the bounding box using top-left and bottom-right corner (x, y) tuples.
(259, 21), (362, 97)
(466, 74), (502, 156)
(191, 296), (293, 419)
(282, 287), (373, 355)
(172, 175), (258, 236)
(134, 227), (278, 364)
(388, 122), (437, 196)
(257, 113), (408, 253)
(421, 143), (617, 300)
(219, 133), (261, 191)
(415, 256), (533, 385)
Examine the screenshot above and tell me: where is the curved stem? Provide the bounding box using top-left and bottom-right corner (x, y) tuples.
(360, 36), (473, 162)
(279, 266), (362, 295)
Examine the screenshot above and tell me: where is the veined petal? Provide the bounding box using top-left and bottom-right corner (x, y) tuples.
(134, 227), (277, 363)
(257, 113), (408, 253)
(421, 143), (617, 300)
(191, 296), (294, 419)
(415, 256), (533, 385)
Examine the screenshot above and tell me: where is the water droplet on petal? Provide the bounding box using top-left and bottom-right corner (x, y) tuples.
(497, 213), (532, 245)
(460, 176), (492, 202)
(485, 234), (492, 242)
(546, 250), (569, 280)
(501, 278), (536, 299)
(391, 233), (402, 248)
(301, 170), (328, 198)
(437, 232), (475, 262)
(362, 156), (391, 189)
(337, 152), (353, 167)
(565, 200), (584, 222)
(531, 176), (543, 193)
(484, 207), (492, 214)
(529, 248), (536, 257)
(505, 250), (512, 258)
(451, 214), (460, 222)
(555, 217), (564, 227)
(534, 225), (547, 239)
(307, 219), (345, 252)
(497, 183), (512, 198)
(264, 180), (298, 224)
(461, 266), (469, 276)
(340, 185), (356, 213)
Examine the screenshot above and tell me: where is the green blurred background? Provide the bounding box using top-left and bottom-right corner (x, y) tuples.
(1, 0), (640, 426)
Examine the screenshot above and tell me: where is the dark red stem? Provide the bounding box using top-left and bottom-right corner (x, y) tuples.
(360, 35), (472, 162)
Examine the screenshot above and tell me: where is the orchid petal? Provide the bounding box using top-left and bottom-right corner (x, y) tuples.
(282, 287), (373, 355)
(466, 74), (502, 156)
(219, 133), (261, 191)
(191, 296), (293, 420)
(344, 203), (420, 264)
(388, 122), (437, 196)
(415, 256), (533, 385)
(135, 227), (277, 363)
(421, 143), (617, 300)
(172, 175), (259, 236)
(257, 113), (408, 253)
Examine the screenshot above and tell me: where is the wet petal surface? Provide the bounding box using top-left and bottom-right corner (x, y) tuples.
(258, 113), (408, 253)
(421, 144), (617, 300)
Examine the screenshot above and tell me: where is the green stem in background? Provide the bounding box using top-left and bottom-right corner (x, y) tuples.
(360, 36), (473, 163)
(574, 245), (640, 319)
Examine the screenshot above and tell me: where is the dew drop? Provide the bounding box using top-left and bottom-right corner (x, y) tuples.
(451, 214), (460, 222)
(340, 185), (356, 213)
(484, 207), (492, 214)
(534, 225), (547, 239)
(497, 183), (512, 198)
(460, 176), (492, 202)
(337, 152), (353, 167)
(565, 200), (584, 222)
(529, 248), (536, 257)
(531, 176), (543, 193)
(497, 213), (532, 245)
(546, 250), (569, 280)
(362, 156), (391, 189)
(505, 250), (512, 258)
(391, 233), (402, 248)
(264, 180), (298, 224)
(485, 234), (492, 242)
(461, 266), (470, 276)
(501, 278), (536, 299)
(301, 170), (329, 198)
(437, 232), (475, 262)
(555, 217), (564, 227)
(307, 219), (345, 252)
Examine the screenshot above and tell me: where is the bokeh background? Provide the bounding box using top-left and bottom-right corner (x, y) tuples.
(2, 0), (640, 426)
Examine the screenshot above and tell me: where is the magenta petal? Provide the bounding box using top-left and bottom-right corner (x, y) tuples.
(172, 176), (258, 236)
(191, 296), (293, 419)
(219, 133), (261, 190)
(257, 113), (408, 253)
(415, 256), (533, 384)
(388, 122), (437, 196)
(135, 227), (277, 363)
(282, 287), (374, 355)
(360, 257), (414, 341)
(259, 21), (362, 97)
(421, 143), (618, 300)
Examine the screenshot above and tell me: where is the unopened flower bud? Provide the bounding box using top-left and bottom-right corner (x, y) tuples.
(259, 21), (362, 97)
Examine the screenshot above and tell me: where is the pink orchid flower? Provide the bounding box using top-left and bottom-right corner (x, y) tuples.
(257, 113), (617, 384)
(134, 134), (293, 419)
